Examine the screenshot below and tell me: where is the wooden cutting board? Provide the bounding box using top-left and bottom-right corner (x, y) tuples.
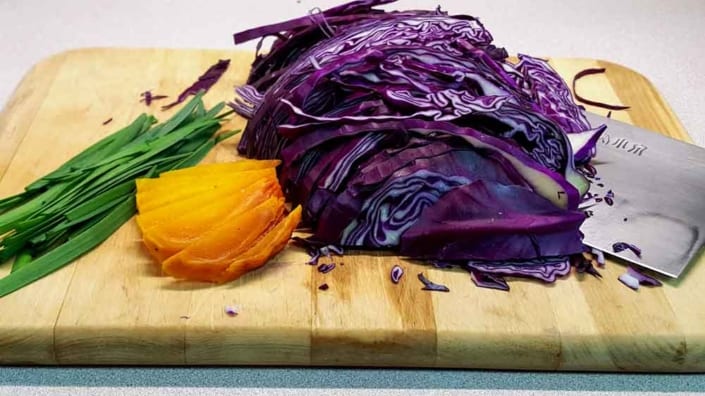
(0, 48), (703, 371)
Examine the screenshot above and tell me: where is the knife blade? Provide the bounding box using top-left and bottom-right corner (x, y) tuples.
(581, 112), (705, 278)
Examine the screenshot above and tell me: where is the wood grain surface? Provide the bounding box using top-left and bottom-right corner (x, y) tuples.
(0, 48), (702, 371)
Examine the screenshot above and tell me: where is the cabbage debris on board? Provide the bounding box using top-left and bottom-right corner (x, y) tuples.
(230, 0), (610, 290)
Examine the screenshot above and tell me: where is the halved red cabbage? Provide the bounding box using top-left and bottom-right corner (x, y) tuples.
(231, 0), (605, 286)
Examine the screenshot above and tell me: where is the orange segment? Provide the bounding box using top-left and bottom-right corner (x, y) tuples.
(161, 196), (285, 282)
(136, 167), (275, 197)
(136, 173), (277, 229)
(215, 205), (302, 283)
(139, 178), (282, 262)
(136, 168), (275, 212)
(158, 159), (280, 179)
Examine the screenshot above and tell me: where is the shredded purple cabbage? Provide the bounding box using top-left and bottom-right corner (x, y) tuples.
(431, 261), (456, 269)
(618, 272), (640, 290)
(320, 244), (344, 256)
(618, 267), (662, 291)
(390, 265), (404, 284)
(591, 248), (606, 267)
(465, 256), (572, 282)
(139, 90), (168, 106)
(292, 236), (343, 265)
(469, 270), (510, 291)
(317, 263), (336, 274)
(232, 1), (608, 289)
(162, 59), (230, 110)
(628, 266), (661, 286)
(306, 252), (321, 266)
(571, 254), (602, 278)
(572, 68), (630, 111)
(612, 242), (642, 258)
(417, 272), (450, 292)
(581, 163), (598, 179)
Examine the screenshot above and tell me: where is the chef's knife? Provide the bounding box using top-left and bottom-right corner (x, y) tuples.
(581, 112), (705, 278)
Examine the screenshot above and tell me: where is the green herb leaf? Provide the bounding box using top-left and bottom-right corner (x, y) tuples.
(10, 250), (33, 273)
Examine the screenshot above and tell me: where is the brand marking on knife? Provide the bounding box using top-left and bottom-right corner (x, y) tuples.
(599, 133), (648, 156)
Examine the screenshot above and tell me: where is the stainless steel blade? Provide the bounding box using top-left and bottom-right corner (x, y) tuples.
(581, 112), (705, 278)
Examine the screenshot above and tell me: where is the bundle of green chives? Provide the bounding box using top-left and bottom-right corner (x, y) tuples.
(0, 93), (237, 298)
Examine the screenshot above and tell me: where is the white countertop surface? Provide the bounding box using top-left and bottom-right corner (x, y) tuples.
(1, 1), (705, 395)
(2, 0), (704, 146)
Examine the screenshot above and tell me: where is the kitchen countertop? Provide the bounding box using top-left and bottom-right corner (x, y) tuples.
(0, 367), (704, 395)
(1, 0), (704, 395)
